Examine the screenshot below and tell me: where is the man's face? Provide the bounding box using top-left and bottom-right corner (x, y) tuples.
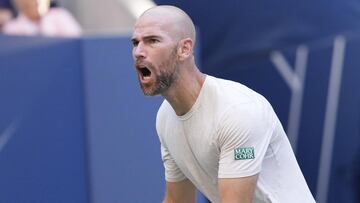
(131, 17), (180, 96)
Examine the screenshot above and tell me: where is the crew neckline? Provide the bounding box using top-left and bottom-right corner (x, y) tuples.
(177, 75), (209, 121)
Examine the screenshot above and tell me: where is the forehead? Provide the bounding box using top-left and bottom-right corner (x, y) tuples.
(133, 22), (162, 37)
(132, 15), (176, 39)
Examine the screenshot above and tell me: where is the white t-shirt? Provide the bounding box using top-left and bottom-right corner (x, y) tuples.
(156, 75), (315, 203)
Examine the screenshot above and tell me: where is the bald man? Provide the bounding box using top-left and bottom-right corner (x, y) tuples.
(131, 5), (316, 203)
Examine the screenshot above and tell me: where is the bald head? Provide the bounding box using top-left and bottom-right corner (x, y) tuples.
(136, 5), (196, 44)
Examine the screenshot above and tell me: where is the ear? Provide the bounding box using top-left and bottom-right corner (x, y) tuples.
(177, 38), (193, 61)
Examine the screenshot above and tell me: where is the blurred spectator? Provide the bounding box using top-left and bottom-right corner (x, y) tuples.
(0, 0), (14, 31)
(0, 8), (12, 30)
(3, 0), (81, 37)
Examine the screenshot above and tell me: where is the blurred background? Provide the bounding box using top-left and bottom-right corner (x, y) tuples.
(0, 0), (359, 202)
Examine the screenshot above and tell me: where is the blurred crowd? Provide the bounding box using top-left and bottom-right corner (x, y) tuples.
(0, 0), (81, 37)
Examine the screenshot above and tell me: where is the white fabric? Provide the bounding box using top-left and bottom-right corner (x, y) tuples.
(3, 8), (81, 37)
(156, 75), (315, 203)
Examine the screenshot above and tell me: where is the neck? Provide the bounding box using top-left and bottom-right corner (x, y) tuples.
(162, 64), (206, 116)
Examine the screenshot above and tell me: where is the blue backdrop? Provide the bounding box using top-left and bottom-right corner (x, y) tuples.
(0, 35), (164, 203)
(0, 36), (89, 203)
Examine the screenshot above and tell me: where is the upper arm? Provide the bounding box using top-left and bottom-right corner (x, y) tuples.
(161, 144), (194, 202)
(218, 175), (258, 203)
(163, 179), (196, 203)
(160, 145), (195, 203)
(216, 104), (272, 202)
(217, 104), (274, 178)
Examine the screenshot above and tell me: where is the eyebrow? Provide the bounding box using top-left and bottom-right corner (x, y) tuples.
(143, 35), (161, 40)
(131, 35), (161, 42)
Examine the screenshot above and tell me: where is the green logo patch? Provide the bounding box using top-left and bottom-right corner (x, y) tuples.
(234, 147), (255, 160)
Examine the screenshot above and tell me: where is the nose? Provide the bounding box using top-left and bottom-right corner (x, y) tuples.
(133, 42), (146, 59)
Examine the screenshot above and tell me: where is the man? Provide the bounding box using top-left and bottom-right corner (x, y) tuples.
(131, 5), (316, 203)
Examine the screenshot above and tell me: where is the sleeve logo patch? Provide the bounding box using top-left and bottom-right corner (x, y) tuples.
(234, 147), (255, 160)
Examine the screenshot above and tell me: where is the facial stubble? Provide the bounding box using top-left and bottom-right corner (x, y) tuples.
(140, 47), (179, 96)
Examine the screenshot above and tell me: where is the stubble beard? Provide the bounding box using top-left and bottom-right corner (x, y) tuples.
(140, 48), (179, 96)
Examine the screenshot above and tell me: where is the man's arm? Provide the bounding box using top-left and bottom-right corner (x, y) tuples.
(163, 178), (196, 203)
(218, 174), (258, 203)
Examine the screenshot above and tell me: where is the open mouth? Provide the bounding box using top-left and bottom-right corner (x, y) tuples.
(140, 67), (151, 77)
(138, 66), (152, 82)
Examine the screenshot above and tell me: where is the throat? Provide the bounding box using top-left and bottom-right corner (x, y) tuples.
(164, 74), (206, 116)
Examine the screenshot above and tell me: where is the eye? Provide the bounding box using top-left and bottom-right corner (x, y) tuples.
(148, 38), (159, 44)
(131, 39), (139, 47)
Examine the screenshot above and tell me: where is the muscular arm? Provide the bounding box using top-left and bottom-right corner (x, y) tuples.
(163, 178), (196, 203)
(218, 174), (258, 203)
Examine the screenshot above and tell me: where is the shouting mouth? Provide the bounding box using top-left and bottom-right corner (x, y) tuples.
(137, 65), (153, 84)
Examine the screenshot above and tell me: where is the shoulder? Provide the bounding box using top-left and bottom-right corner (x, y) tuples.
(3, 15), (34, 35)
(212, 79), (276, 145)
(3, 14), (23, 26)
(156, 100), (173, 132)
(207, 75), (272, 115)
(157, 99), (172, 119)
(2, 19), (17, 32)
(215, 102), (276, 152)
(206, 75), (262, 104)
(218, 101), (271, 130)
(203, 75), (274, 123)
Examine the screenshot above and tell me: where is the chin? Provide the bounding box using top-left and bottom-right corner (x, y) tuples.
(141, 86), (157, 96)
(142, 91), (158, 96)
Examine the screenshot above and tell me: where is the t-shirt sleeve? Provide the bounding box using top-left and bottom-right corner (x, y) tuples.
(217, 103), (275, 178)
(160, 144), (186, 182)
(156, 101), (186, 182)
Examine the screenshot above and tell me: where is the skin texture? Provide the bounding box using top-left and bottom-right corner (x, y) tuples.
(132, 5), (258, 203)
(163, 179), (196, 203)
(219, 176), (258, 203)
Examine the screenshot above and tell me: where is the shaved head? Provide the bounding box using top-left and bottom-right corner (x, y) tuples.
(132, 5), (199, 96)
(136, 5), (196, 44)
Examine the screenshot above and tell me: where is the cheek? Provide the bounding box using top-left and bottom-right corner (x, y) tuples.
(148, 45), (178, 68)
(131, 49), (136, 59)
(154, 49), (175, 61)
